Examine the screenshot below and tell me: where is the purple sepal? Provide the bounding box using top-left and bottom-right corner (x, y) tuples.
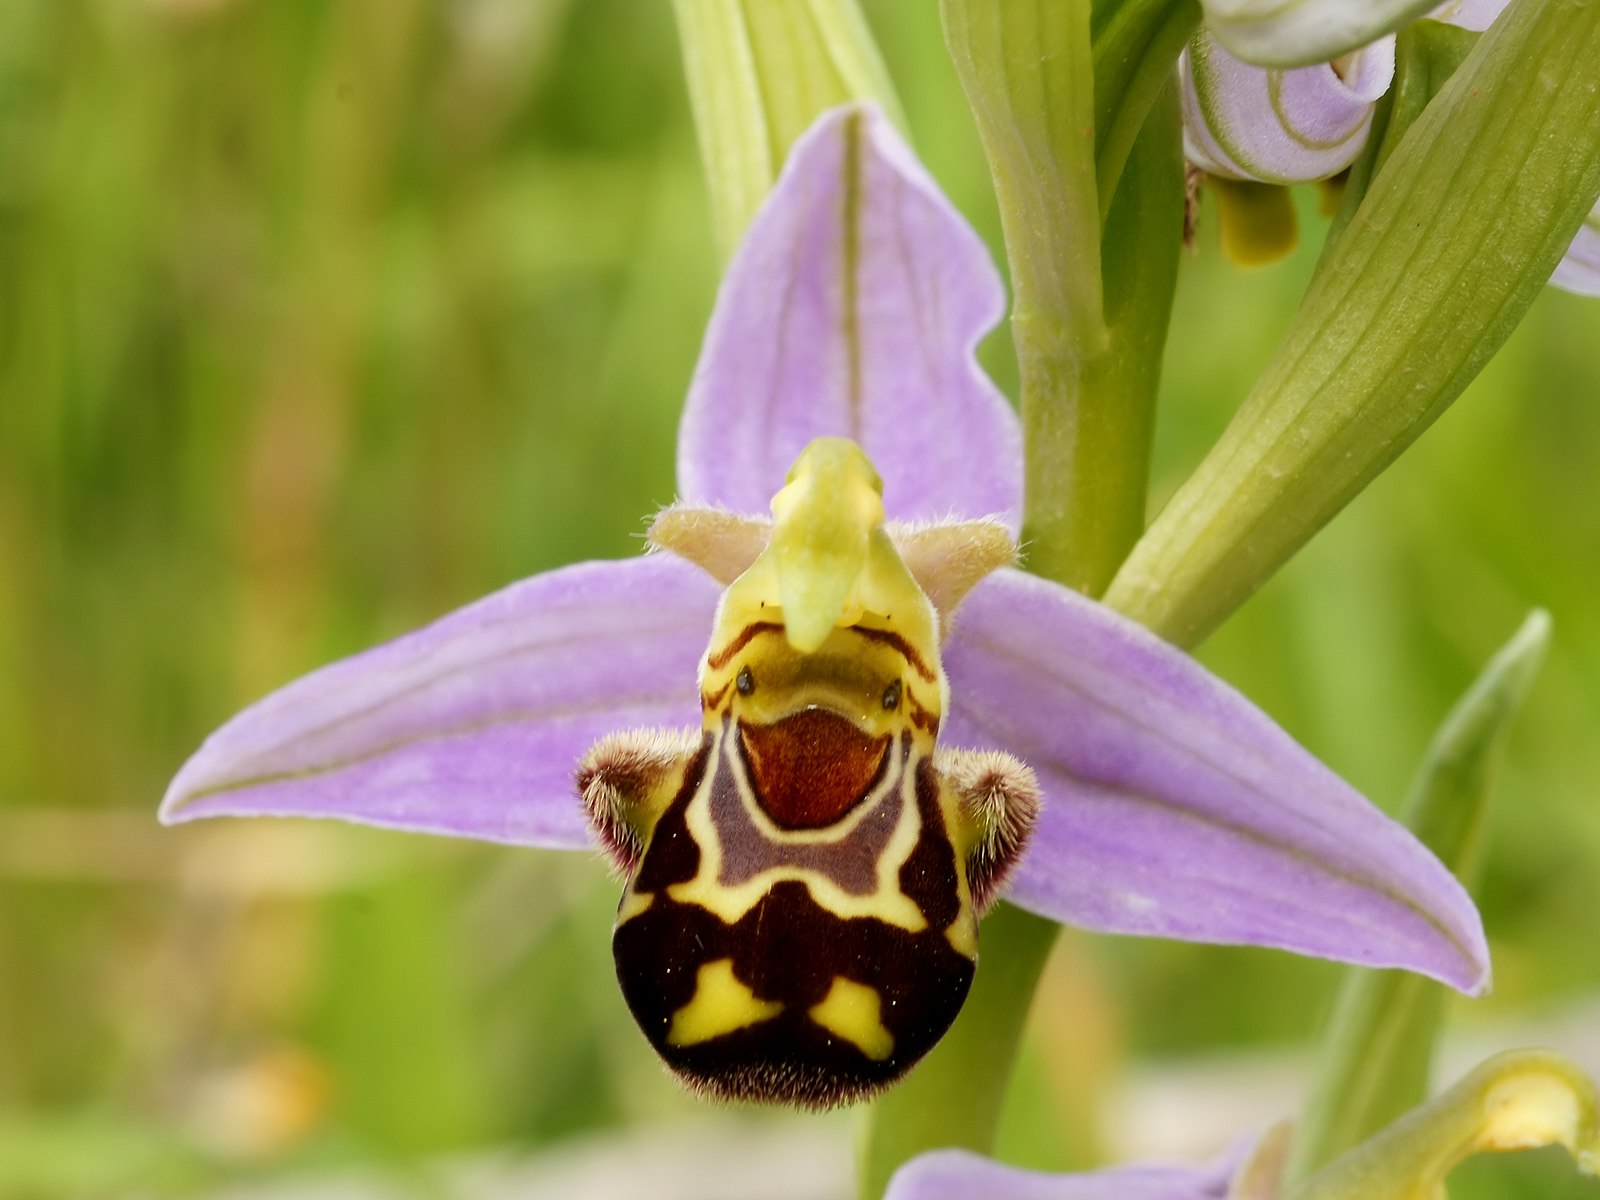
(161, 557), (717, 848)
(885, 1148), (1236, 1200)
(676, 105), (1023, 531)
(943, 568), (1490, 994)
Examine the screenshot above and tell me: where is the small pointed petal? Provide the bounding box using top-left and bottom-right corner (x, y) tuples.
(162, 557), (717, 848)
(1234, 1123), (1295, 1200)
(942, 568), (1489, 993)
(885, 1148), (1235, 1200)
(889, 517), (1016, 627)
(649, 505), (771, 585)
(1552, 201), (1600, 297)
(1181, 31), (1394, 184)
(677, 105), (1023, 530)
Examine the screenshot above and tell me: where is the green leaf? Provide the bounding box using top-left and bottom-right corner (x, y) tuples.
(672, 0), (903, 261)
(1105, 0), (1600, 649)
(1287, 612), (1552, 1184)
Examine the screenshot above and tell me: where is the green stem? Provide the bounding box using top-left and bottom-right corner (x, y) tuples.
(858, 8), (1187, 1197)
(1092, 0), (1200, 216)
(1022, 82), (1183, 592)
(940, 0), (1187, 599)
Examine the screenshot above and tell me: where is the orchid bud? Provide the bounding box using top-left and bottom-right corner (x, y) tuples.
(1203, 0), (1428, 67)
(1181, 30), (1395, 184)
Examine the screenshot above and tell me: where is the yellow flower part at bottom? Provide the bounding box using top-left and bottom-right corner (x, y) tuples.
(810, 977), (895, 1062)
(667, 958), (784, 1048)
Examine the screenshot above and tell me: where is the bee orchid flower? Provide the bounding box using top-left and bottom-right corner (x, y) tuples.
(161, 106), (1488, 1108)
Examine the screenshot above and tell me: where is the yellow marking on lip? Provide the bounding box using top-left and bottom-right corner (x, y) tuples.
(666, 958), (783, 1047)
(809, 977), (894, 1061)
(945, 908), (978, 960)
(616, 888), (654, 926)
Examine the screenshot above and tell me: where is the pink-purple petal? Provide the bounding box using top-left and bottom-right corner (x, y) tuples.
(1430, 0), (1510, 31)
(943, 568), (1489, 994)
(676, 104), (1023, 530)
(1180, 31), (1394, 184)
(885, 1149), (1234, 1200)
(1551, 201), (1600, 297)
(161, 557), (717, 848)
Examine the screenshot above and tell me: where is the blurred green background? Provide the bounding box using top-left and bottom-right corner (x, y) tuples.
(1, 1), (1597, 1196)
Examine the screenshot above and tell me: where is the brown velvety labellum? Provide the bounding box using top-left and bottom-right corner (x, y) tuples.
(739, 710), (890, 829)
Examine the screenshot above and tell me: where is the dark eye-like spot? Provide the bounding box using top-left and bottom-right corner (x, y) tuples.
(882, 680), (902, 711)
(736, 666), (755, 696)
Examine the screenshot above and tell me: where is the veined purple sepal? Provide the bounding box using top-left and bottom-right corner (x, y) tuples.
(161, 557), (717, 847)
(943, 568), (1490, 994)
(675, 106), (1024, 533)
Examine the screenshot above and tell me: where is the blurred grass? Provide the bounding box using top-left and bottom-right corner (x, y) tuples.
(0, 0), (1597, 1196)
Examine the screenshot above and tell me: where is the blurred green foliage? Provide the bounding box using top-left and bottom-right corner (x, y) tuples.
(0, 1), (1596, 1196)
